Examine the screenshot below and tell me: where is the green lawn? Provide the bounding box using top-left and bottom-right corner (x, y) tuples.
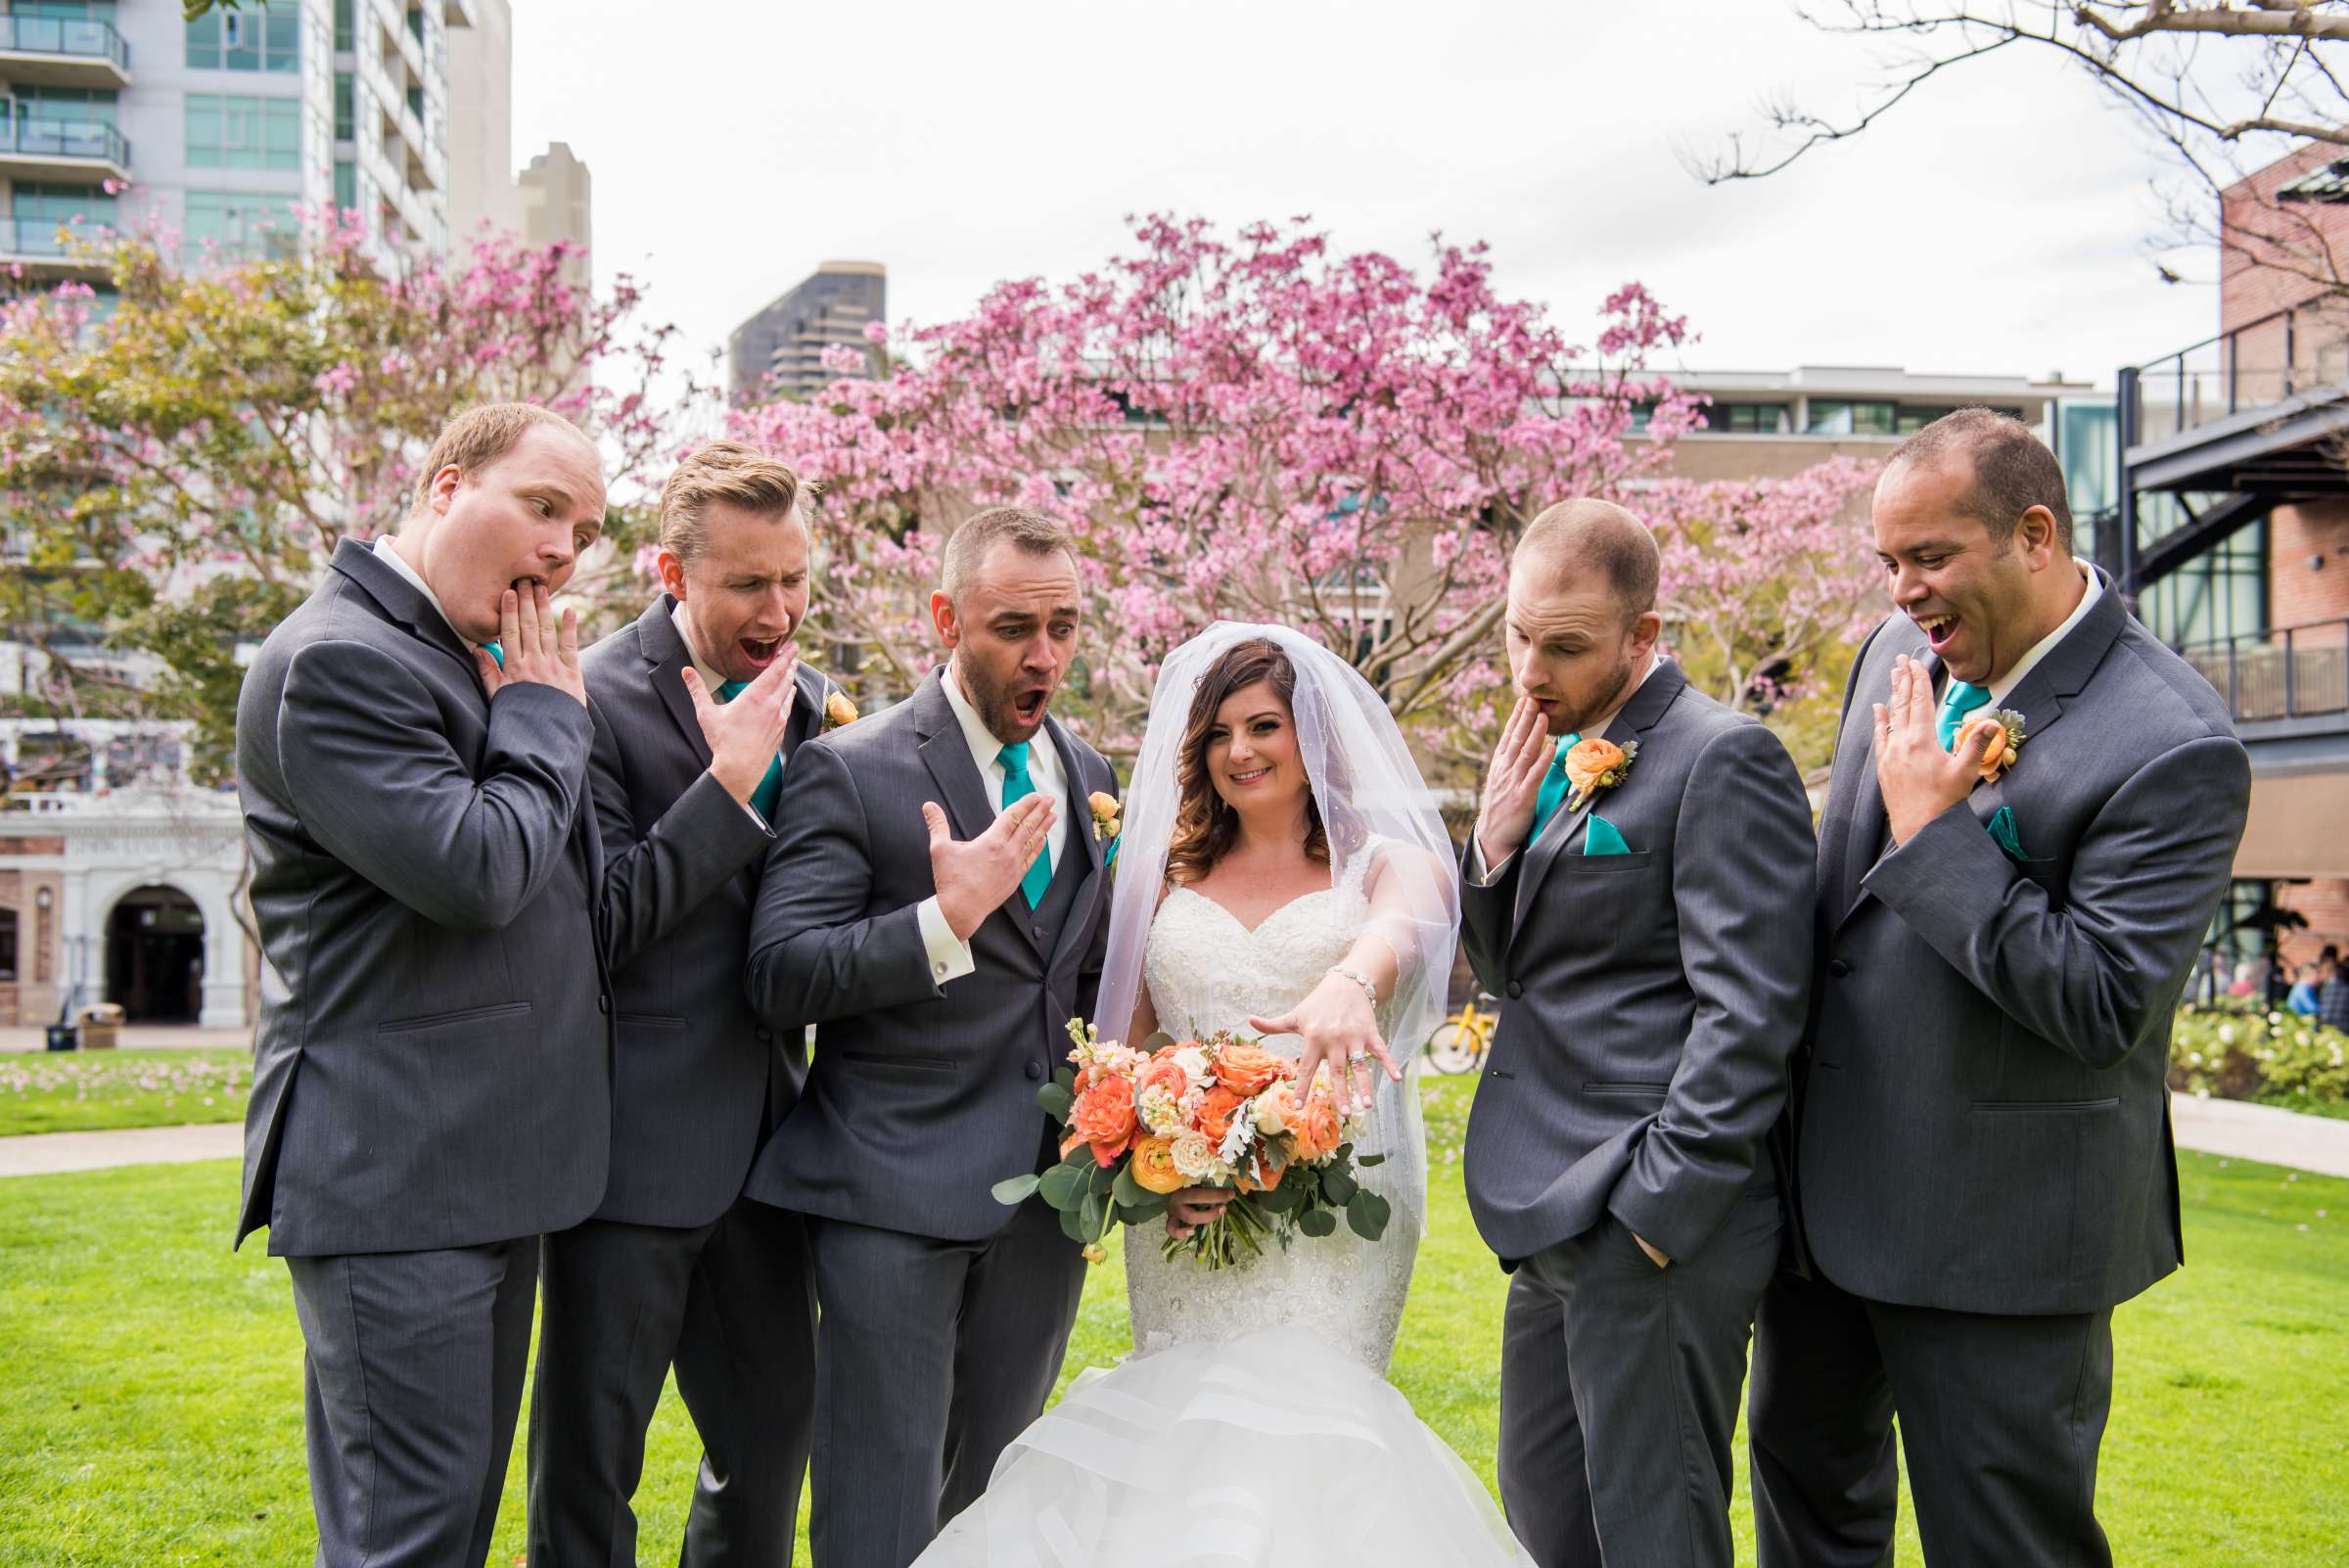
(0, 1050), (250, 1136)
(1, 1079), (2343, 1565)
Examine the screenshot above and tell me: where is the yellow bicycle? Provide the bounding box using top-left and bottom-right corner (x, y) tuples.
(1424, 992), (1497, 1075)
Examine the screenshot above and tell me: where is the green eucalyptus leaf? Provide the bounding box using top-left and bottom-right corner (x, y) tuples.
(1321, 1167), (1359, 1206)
(1037, 1083), (1075, 1121)
(1038, 1162), (1089, 1211)
(1297, 1208), (1337, 1238)
(990, 1174), (1040, 1206)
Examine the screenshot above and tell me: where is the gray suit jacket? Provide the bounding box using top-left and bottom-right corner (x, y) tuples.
(1793, 575), (2250, 1315)
(1460, 664), (1817, 1266)
(235, 539), (611, 1256)
(742, 669), (1118, 1240)
(580, 594), (834, 1228)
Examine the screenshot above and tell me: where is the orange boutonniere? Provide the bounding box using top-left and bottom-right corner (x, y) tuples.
(823, 688), (859, 729)
(1956, 709), (2027, 782)
(1563, 736), (1638, 811)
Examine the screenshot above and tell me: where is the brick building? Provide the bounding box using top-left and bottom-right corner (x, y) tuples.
(2117, 142), (2349, 974)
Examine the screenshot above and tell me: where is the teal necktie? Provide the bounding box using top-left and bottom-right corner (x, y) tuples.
(997, 741), (1053, 908)
(1937, 679), (1992, 751)
(715, 678), (784, 821)
(1529, 731), (1582, 846)
(483, 642), (503, 669)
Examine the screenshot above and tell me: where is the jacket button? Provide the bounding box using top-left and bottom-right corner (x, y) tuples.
(596, 993), (610, 1014)
(755, 1028), (773, 1044)
(1033, 924), (1049, 942)
(1828, 958), (1852, 978)
(1025, 1060), (1044, 1082)
(1505, 981), (1524, 1000)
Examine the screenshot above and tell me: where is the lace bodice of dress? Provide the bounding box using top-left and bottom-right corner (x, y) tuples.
(1127, 840), (1424, 1374)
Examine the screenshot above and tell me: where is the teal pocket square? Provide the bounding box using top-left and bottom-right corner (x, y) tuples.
(1986, 806), (2026, 862)
(1583, 812), (1632, 856)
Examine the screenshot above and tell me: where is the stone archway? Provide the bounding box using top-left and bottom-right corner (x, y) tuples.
(104, 885), (206, 1024)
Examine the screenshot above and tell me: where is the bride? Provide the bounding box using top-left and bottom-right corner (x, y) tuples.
(917, 623), (1533, 1565)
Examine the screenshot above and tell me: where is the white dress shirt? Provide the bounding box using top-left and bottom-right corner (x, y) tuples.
(1468, 651), (1669, 885)
(914, 660), (1075, 986)
(373, 535), (467, 642)
(1977, 560), (2100, 707)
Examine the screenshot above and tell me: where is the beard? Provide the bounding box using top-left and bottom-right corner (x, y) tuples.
(958, 657), (1054, 743)
(1548, 650), (1638, 737)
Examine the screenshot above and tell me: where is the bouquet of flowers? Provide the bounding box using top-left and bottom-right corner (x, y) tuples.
(991, 1018), (1393, 1269)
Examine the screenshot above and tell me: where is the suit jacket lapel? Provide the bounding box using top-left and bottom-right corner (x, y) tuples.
(913, 669), (995, 841)
(329, 539), (480, 681)
(636, 596), (712, 767)
(1045, 717), (1102, 968)
(1511, 662), (1687, 945)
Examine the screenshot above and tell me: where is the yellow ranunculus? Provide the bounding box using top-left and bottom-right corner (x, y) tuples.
(1129, 1135), (1188, 1195)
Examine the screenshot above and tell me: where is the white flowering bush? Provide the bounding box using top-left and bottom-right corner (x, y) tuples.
(2167, 1004), (2349, 1111)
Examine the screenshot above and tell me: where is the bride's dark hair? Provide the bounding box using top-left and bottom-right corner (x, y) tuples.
(1163, 638), (1359, 887)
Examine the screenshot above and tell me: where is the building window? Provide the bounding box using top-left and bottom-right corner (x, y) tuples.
(4, 85), (117, 127)
(334, 72), (355, 140)
(333, 157), (356, 212)
(184, 191), (293, 260)
(1805, 400), (1897, 437)
(1702, 401), (1791, 435)
(186, 3), (299, 71)
(0, 908), (17, 984)
(2140, 506), (2268, 649)
(185, 94), (300, 171)
(11, 180), (116, 228)
(334, 0), (354, 53)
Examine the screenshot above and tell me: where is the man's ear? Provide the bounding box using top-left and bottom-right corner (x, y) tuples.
(428, 462), (462, 517)
(931, 588), (960, 649)
(656, 548), (689, 601)
(2017, 505), (2062, 570)
(1630, 609), (1664, 659)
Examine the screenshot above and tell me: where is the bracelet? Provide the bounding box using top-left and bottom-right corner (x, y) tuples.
(1326, 965), (1378, 1008)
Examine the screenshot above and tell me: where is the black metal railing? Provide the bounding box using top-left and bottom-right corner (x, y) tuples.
(2127, 304), (2349, 449)
(0, 116), (130, 167)
(2180, 618), (2349, 724)
(0, 15), (129, 69)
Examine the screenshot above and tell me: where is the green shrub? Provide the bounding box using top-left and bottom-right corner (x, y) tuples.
(2168, 1006), (2349, 1112)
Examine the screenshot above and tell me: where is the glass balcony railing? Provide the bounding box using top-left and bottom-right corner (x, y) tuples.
(0, 215), (110, 259)
(2128, 304), (2349, 449)
(0, 15), (130, 69)
(0, 116), (131, 167)
(2180, 618), (2349, 725)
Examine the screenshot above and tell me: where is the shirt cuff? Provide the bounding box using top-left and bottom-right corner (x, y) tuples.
(1466, 839), (1516, 886)
(917, 896), (976, 985)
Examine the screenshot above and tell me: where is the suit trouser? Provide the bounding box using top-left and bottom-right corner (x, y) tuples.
(1747, 1265), (2115, 1568)
(527, 1197), (817, 1568)
(1497, 1186), (1782, 1568)
(285, 1239), (538, 1568)
(805, 1200), (1087, 1568)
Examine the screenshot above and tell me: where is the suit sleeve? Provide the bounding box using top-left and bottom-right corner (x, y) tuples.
(1457, 839), (1520, 998)
(1865, 731), (2250, 1069)
(586, 689), (771, 971)
(1609, 722), (1817, 1263)
(743, 739), (943, 1028)
(275, 638), (590, 932)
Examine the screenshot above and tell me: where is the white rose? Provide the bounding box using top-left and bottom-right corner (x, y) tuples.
(1174, 1046), (1213, 1090)
(1252, 1086), (1291, 1134)
(1171, 1130), (1223, 1182)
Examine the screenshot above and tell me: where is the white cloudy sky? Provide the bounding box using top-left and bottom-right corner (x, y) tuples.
(509, 0), (2232, 395)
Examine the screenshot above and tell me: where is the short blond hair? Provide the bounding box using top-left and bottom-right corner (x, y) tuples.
(410, 402), (592, 514)
(941, 506), (1076, 601)
(659, 440), (811, 565)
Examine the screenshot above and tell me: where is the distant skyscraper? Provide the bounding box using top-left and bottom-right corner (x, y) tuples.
(515, 140), (589, 289)
(728, 260), (886, 405)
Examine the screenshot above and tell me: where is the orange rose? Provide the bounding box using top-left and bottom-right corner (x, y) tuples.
(1135, 1054), (1190, 1106)
(824, 690), (859, 728)
(1957, 714), (2011, 781)
(1129, 1134), (1187, 1194)
(1197, 1084), (1247, 1144)
(1212, 1042), (1288, 1097)
(1236, 1149), (1287, 1193)
(1069, 1077), (1137, 1154)
(1288, 1092), (1344, 1162)
(1563, 737), (1627, 801)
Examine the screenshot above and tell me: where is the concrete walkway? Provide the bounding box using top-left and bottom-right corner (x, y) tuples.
(0, 1119), (241, 1177)
(0, 1025), (249, 1053)
(2, 1093), (2346, 1181)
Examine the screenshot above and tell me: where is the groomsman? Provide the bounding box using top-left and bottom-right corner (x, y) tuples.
(1750, 410), (2251, 1568)
(235, 403), (611, 1567)
(1462, 501), (1817, 1568)
(743, 506), (1118, 1568)
(528, 442), (829, 1566)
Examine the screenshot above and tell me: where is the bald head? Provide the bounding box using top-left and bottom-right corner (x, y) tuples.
(1516, 499), (1661, 626)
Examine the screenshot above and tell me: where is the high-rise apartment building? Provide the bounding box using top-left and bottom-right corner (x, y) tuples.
(728, 260), (886, 405)
(0, 0), (506, 293)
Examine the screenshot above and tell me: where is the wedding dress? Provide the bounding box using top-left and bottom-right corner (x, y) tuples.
(915, 841), (1535, 1566)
